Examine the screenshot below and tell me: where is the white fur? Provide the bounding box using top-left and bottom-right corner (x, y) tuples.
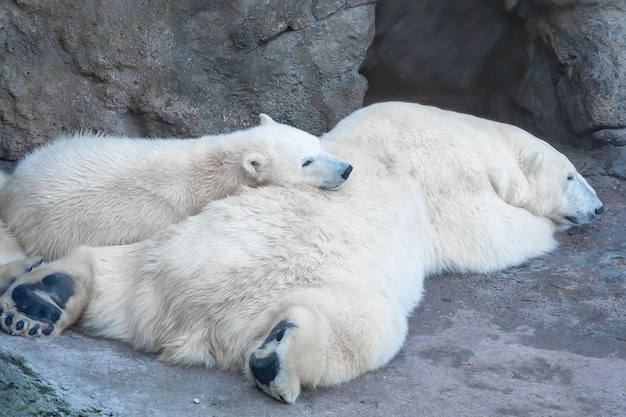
(0, 102), (603, 403)
(0, 115), (352, 259)
(0, 220), (26, 266)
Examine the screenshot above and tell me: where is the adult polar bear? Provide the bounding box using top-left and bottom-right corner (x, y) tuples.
(0, 114), (353, 260)
(0, 102), (603, 403)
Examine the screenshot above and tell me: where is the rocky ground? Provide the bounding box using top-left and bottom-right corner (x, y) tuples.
(0, 147), (624, 417)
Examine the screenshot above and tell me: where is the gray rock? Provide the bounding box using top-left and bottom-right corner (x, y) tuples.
(606, 145), (626, 180)
(587, 143), (626, 179)
(364, 0), (510, 91)
(362, 0), (626, 157)
(526, 1), (626, 136)
(592, 128), (626, 147)
(0, 0), (374, 160)
(0, 350), (100, 416)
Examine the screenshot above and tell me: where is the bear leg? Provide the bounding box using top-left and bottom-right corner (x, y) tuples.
(246, 291), (408, 403)
(0, 257), (93, 337)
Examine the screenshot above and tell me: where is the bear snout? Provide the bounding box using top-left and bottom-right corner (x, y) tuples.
(341, 165), (353, 180)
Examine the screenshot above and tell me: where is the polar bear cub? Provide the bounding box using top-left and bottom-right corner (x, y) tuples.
(0, 114), (352, 260)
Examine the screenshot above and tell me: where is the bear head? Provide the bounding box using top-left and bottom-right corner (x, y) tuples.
(517, 148), (604, 230)
(242, 114), (353, 190)
(490, 134), (604, 231)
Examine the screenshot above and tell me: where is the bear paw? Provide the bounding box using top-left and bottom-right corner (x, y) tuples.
(248, 320), (301, 403)
(0, 256), (44, 294)
(0, 272), (74, 337)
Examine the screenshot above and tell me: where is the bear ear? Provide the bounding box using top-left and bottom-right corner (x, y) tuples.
(520, 150), (544, 176)
(243, 152), (267, 176)
(259, 113), (276, 126)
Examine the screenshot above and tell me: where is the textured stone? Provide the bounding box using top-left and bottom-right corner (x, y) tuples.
(526, 1), (626, 136)
(0, 0), (374, 160)
(609, 146), (626, 179)
(362, 0), (626, 160)
(364, 0), (511, 92)
(592, 129), (626, 147)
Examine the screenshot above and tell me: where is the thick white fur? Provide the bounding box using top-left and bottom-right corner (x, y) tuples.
(0, 176), (24, 266)
(0, 102), (603, 403)
(0, 221), (25, 266)
(0, 115), (351, 260)
(0, 218), (43, 294)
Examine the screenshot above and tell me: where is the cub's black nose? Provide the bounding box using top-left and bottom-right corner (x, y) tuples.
(341, 165), (353, 180)
(595, 206), (604, 215)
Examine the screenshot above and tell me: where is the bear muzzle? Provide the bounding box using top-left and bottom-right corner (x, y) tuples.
(564, 203), (604, 226)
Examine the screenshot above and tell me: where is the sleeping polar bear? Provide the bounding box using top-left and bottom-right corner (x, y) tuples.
(0, 114), (352, 259)
(0, 102), (603, 403)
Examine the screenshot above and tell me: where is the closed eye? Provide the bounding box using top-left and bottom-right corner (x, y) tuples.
(567, 174), (574, 181)
(302, 159), (314, 167)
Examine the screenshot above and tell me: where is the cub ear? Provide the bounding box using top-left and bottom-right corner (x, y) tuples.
(243, 153), (267, 176)
(259, 113), (276, 126)
(520, 150), (543, 176)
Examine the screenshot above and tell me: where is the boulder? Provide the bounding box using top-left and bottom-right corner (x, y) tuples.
(362, 0), (626, 175)
(0, 0), (374, 160)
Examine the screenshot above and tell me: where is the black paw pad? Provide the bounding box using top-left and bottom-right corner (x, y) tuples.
(11, 273), (74, 326)
(249, 321), (296, 389)
(42, 324), (54, 336)
(28, 324), (40, 336)
(250, 352), (280, 386)
(40, 273), (74, 308)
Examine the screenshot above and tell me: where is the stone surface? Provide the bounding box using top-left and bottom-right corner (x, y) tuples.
(525, 1), (626, 137)
(590, 144), (626, 180)
(0, 351), (100, 416)
(362, 0), (626, 165)
(0, 0), (374, 160)
(0, 150), (624, 416)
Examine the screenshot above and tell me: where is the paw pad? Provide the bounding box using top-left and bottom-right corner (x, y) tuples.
(0, 273), (74, 337)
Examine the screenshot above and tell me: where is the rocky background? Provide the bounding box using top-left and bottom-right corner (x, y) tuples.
(362, 0), (626, 178)
(0, 0), (374, 159)
(1, 0), (625, 177)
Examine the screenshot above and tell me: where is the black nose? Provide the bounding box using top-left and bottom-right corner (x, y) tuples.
(341, 165), (353, 180)
(595, 205), (604, 215)
(249, 352), (279, 386)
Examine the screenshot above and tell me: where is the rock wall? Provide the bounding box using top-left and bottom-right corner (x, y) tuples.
(3, 0), (624, 177)
(0, 0), (374, 160)
(362, 0), (626, 177)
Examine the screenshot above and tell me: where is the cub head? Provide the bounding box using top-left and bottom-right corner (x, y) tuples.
(514, 142), (604, 231)
(242, 114), (353, 190)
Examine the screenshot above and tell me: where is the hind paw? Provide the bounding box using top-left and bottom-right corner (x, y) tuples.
(0, 272), (74, 337)
(248, 320), (301, 403)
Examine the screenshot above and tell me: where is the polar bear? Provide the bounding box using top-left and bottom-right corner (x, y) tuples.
(0, 102), (603, 403)
(0, 114), (353, 259)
